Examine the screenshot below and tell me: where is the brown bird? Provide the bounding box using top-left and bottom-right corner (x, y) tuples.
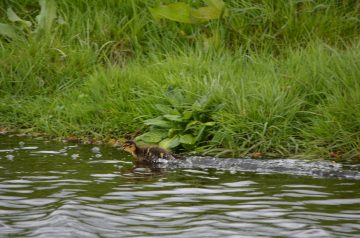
(121, 140), (181, 162)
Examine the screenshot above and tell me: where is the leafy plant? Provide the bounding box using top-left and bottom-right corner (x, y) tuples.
(0, 0), (61, 40)
(149, 0), (227, 24)
(136, 89), (222, 151)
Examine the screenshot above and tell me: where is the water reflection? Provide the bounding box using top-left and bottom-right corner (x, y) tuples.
(0, 135), (359, 237)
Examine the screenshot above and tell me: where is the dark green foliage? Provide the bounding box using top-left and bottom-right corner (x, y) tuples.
(0, 0), (60, 40)
(136, 89), (221, 151)
(0, 0), (359, 159)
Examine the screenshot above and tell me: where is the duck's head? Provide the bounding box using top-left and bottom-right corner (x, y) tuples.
(122, 140), (137, 154)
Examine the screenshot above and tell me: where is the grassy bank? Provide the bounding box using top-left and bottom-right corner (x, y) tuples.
(1, 0), (359, 159)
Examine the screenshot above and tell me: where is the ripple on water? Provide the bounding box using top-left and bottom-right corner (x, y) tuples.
(21, 146), (39, 150)
(31, 150), (64, 154)
(0, 135), (360, 237)
(303, 198), (360, 205)
(18, 198), (58, 206)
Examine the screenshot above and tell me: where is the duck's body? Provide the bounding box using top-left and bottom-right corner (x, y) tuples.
(122, 140), (180, 162)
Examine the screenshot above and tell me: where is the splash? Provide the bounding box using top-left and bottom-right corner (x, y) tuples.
(152, 156), (360, 180)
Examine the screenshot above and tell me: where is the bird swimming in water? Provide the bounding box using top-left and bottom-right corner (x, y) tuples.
(121, 140), (181, 162)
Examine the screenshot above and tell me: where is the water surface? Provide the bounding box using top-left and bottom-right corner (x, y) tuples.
(0, 135), (359, 237)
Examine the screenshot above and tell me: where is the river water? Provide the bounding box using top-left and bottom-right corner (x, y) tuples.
(0, 135), (359, 237)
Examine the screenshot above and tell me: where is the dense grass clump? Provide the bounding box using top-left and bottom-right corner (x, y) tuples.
(0, 0), (359, 159)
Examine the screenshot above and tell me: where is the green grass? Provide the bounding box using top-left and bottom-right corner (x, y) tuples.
(0, 0), (359, 159)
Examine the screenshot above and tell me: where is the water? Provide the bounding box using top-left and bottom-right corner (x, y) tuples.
(0, 135), (359, 237)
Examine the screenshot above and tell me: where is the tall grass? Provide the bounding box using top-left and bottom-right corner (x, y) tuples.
(0, 0), (359, 159)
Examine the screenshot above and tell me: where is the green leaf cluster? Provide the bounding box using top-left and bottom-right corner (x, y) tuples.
(0, 0), (61, 40)
(149, 0), (227, 24)
(136, 90), (222, 151)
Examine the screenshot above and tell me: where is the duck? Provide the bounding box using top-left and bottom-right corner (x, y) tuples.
(121, 140), (181, 162)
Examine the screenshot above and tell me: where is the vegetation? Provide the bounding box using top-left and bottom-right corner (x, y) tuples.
(0, 0), (359, 159)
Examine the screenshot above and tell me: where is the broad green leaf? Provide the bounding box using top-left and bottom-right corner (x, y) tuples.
(135, 130), (167, 143)
(167, 88), (185, 106)
(203, 121), (216, 126)
(144, 117), (172, 128)
(150, 0), (226, 24)
(0, 23), (17, 39)
(7, 8), (32, 28)
(36, 0), (57, 33)
(149, 2), (192, 23)
(180, 134), (196, 145)
(191, 6), (221, 22)
(167, 128), (178, 137)
(182, 110), (193, 120)
(191, 95), (209, 110)
(185, 120), (201, 130)
(159, 136), (180, 149)
(163, 114), (183, 122)
(206, 0), (225, 11)
(206, 0), (228, 17)
(154, 104), (177, 114)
